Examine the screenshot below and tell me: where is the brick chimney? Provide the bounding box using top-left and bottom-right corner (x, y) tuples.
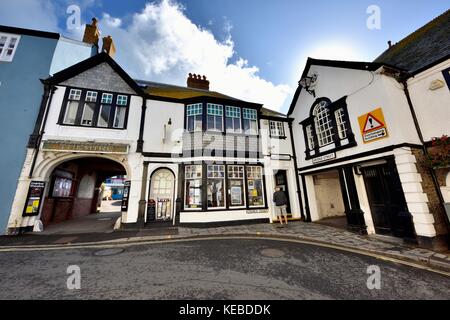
(83, 18), (100, 46)
(187, 73), (210, 90)
(102, 35), (116, 58)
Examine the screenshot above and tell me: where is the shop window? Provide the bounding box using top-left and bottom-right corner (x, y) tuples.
(243, 108), (258, 135)
(186, 103), (203, 132)
(225, 106), (242, 133)
(227, 165), (245, 207)
(0, 33), (20, 62)
(52, 177), (73, 198)
(207, 165), (225, 209)
(207, 104), (224, 132)
(269, 121), (285, 138)
(247, 166), (264, 207)
(185, 165), (202, 209)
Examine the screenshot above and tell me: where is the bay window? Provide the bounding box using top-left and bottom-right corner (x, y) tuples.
(225, 106), (242, 133)
(207, 104), (223, 132)
(247, 166), (264, 207)
(185, 165), (202, 209)
(243, 108), (258, 135)
(227, 165), (245, 207)
(207, 165), (225, 209)
(187, 104), (203, 132)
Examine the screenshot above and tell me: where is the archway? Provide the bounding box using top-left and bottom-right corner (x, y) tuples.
(40, 157), (127, 232)
(148, 168), (175, 222)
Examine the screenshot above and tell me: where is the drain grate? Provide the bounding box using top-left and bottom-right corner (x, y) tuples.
(260, 248), (285, 258)
(93, 248), (125, 257)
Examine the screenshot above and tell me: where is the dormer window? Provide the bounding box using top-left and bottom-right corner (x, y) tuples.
(301, 97), (356, 160)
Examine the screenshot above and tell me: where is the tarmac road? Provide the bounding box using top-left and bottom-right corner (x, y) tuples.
(0, 238), (448, 300)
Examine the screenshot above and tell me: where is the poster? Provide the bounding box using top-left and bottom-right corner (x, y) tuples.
(358, 108), (389, 143)
(230, 186), (242, 205)
(121, 181), (131, 212)
(23, 181), (46, 217)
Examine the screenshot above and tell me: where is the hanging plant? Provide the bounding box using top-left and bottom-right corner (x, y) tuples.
(425, 135), (450, 169)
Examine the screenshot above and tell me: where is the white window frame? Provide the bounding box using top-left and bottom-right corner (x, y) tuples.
(225, 106), (242, 133)
(306, 125), (315, 150)
(113, 95), (128, 129)
(313, 101), (334, 147)
(335, 108), (347, 140)
(80, 91), (98, 126)
(184, 164), (203, 210)
(63, 89), (82, 125)
(227, 165), (246, 208)
(186, 103), (203, 132)
(0, 33), (20, 62)
(247, 166), (265, 208)
(269, 121), (285, 137)
(98, 93), (113, 128)
(207, 165), (226, 210)
(243, 108), (258, 135)
(207, 103), (224, 132)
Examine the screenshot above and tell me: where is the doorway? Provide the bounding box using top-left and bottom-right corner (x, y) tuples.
(148, 168), (175, 222)
(274, 170), (291, 214)
(362, 161), (415, 238)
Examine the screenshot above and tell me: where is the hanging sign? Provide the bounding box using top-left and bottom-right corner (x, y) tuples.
(121, 181), (131, 212)
(23, 181), (46, 217)
(358, 108), (389, 143)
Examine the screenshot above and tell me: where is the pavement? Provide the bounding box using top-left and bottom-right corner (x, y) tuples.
(1, 219), (450, 274)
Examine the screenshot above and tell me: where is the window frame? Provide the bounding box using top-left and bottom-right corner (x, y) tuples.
(225, 106), (242, 134)
(269, 120), (286, 138)
(186, 103), (204, 132)
(0, 33), (20, 62)
(59, 87), (130, 130)
(206, 164), (226, 210)
(227, 165), (246, 208)
(301, 97), (356, 160)
(184, 164), (203, 210)
(443, 67), (450, 91)
(246, 165), (265, 208)
(206, 103), (224, 132)
(243, 108), (258, 136)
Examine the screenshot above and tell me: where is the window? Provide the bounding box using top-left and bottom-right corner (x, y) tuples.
(243, 108), (258, 135)
(52, 177), (73, 198)
(113, 95), (128, 128)
(98, 93), (113, 127)
(225, 106), (242, 133)
(207, 104), (223, 132)
(227, 165), (245, 207)
(247, 166), (264, 207)
(63, 89), (82, 125)
(313, 100), (334, 147)
(185, 165), (202, 209)
(306, 125), (315, 150)
(269, 121), (285, 138)
(0, 34), (20, 62)
(207, 165), (225, 209)
(335, 108), (347, 139)
(187, 104), (203, 132)
(81, 91), (97, 126)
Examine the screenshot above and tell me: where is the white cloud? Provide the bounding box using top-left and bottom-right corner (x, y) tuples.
(0, 0), (59, 32)
(97, 0), (292, 111)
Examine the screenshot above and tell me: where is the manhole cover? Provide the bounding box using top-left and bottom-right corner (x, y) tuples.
(260, 248), (285, 258)
(93, 248), (125, 257)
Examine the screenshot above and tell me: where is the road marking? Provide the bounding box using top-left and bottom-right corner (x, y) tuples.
(0, 235), (449, 276)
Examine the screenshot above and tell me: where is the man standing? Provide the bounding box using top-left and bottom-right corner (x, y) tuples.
(273, 187), (288, 225)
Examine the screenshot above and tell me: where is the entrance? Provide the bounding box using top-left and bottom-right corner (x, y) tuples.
(362, 161), (415, 238)
(274, 170), (291, 214)
(148, 168), (175, 222)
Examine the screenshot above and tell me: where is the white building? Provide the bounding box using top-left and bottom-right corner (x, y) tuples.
(6, 52), (301, 233)
(288, 10), (450, 250)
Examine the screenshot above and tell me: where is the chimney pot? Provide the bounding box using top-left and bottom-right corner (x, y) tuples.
(388, 40), (392, 48)
(83, 17), (100, 46)
(187, 73), (210, 91)
(102, 35), (116, 58)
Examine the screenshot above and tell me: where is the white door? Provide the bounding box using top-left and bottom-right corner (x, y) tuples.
(149, 169), (175, 221)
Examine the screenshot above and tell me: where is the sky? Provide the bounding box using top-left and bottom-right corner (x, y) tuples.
(0, 0), (448, 112)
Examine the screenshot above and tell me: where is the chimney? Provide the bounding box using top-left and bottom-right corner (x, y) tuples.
(102, 35), (116, 58)
(83, 18), (100, 46)
(187, 73), (210, 90)
(388, 40), (392, 49)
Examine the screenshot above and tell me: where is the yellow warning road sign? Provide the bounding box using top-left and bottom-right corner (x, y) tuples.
(358, 108), (389, 143)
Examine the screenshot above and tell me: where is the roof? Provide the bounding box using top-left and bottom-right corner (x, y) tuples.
(44, 52), (145, 95)
(260, 107), (287, 118)
(0, 25), (60, 40)
(374, 9), (450, 73)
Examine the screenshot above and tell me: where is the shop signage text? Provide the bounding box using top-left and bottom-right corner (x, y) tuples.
(312, 153), (336, 164)
(42, 141), (129, 154)
(358, 108), (389, 143)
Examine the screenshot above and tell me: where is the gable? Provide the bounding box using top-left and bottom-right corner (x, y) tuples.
(60, 62), (136, 94)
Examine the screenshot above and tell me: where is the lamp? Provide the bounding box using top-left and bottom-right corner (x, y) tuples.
(299, 73), (318, 97)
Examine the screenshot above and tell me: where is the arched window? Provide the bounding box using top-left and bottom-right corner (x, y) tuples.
(313, 100), (334, 147)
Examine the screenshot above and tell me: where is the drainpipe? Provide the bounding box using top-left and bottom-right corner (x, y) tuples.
(401, 77), (450, 240)
(28, 84), (57, 178)
(288, 120), (305, 221)
(136, 96), (147, 153)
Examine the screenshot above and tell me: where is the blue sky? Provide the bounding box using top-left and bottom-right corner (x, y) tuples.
(1, 0), (448, 112)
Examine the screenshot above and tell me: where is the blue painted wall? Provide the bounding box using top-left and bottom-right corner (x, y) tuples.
(0, 33), (94, 234)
